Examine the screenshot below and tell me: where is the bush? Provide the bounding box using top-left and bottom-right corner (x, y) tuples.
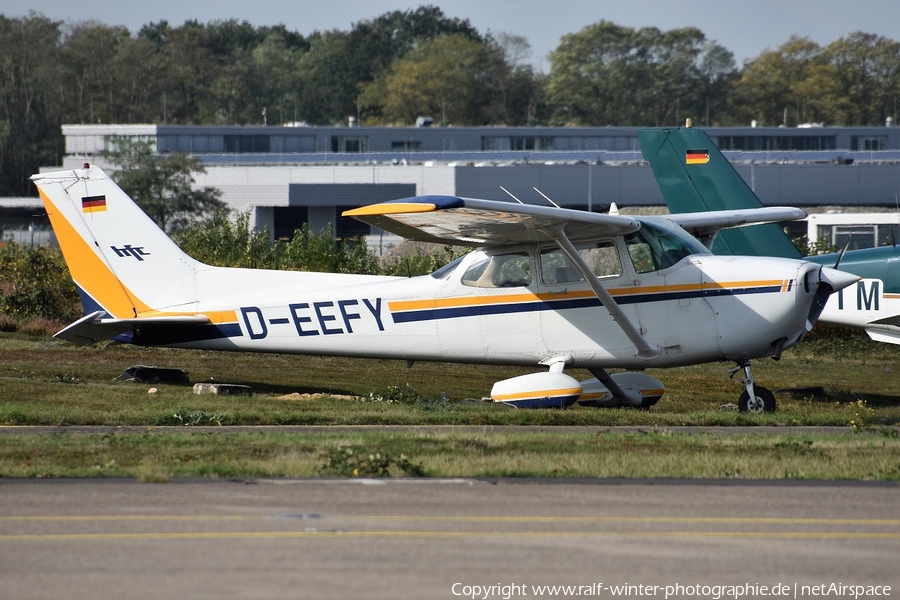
(0, 314), (18, 332)
(174, 211), (383, 274)
(318, 446), (426, 477)
(383, 245), (464, 277)
(0, 243), (80, 324)
(19, 317), (67, 337)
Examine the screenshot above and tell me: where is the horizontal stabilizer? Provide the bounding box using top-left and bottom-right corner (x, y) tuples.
(869, 314), (900, 327)
(865, 329), (900, 345)
(55, 311), (211, 346)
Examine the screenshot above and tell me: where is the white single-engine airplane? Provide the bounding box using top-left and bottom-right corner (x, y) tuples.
(32, 164), (858, 412)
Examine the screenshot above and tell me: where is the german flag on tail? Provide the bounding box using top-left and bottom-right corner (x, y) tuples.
(685, 148), (710, 165)
(82, 195), (107, 213)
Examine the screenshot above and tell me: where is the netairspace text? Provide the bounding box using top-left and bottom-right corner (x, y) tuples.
(450, 582), (892, 599)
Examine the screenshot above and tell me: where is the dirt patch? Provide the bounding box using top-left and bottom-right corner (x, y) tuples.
(276, 392), (356, 401)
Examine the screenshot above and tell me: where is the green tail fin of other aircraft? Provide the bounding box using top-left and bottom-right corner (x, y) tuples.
(638, 127), (803, 259)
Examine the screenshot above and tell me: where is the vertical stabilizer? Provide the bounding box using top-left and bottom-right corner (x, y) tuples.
(638, 128), (802, 259)
(31, 165), (201, 318)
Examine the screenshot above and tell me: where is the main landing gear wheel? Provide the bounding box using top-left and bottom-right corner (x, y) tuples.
(738, 387), (776, 413)
(729, 360), (777, 413)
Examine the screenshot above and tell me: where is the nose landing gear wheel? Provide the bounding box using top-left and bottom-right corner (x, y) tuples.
(738, 387), (776, 413)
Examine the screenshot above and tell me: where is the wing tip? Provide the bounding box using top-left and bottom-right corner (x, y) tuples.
(342, 196), (464, 217)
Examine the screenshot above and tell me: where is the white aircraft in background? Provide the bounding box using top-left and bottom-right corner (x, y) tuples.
(31, 164), (857, 412)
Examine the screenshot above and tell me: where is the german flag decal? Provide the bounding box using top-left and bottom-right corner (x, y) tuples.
(82, 195), (107, 213)
(685, 148), (710, 164)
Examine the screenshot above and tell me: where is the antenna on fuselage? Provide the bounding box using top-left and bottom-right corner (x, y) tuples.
(532, 187), (561, 209)
(500, 186), (524, 204)
(833, 236), (852, 270)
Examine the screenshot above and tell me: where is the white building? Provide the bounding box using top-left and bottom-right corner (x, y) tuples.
(12, 123), (900, 248)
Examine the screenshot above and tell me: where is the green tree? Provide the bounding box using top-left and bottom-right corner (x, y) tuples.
(826, 32), (900, 126)
(252, 31), (307, 126)
(295, 7), (483, 125)
(112, 34), (165, 123)
(296, 30), (358, 125)
(154, 21), (219, 124)
(103, 138), (224, 232)
(346, 5), (482, 82)
(174, 209), (272, 268)
(361, 34), (491, 125)
(60, 21), (132, 124)
(546, 21), (735, 126)
(685, 39), (738, 126)
(482, 33), (545, 126)
(732, 36), (839, 127)
(0, 14), (65, 196)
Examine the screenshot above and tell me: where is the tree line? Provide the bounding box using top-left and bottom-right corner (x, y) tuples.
(2, 6), (900, 196)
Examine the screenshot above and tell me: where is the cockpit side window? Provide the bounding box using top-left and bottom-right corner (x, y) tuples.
(625, 220), (708, 274)
(461, 252), (532, 288)
(540, 242), (621, 285)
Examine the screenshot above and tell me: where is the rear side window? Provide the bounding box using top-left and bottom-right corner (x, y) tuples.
(462, 252), (532, 288)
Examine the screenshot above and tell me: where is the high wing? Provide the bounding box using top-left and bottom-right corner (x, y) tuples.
(667, 207), (807, 250)
(345, 194), (806, 253)
(342, 195), (641, 246)
(346, 195), (661, 359)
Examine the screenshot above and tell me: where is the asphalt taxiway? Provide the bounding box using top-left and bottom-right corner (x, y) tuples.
(1, 477), (897, 599)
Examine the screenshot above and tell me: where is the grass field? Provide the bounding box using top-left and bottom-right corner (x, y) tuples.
(1, 328), (899, 480)
(3, 429), (899, 481)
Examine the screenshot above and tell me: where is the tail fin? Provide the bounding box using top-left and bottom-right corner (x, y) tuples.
(638, 128), (803, 259)
(31, 164), (201, 319)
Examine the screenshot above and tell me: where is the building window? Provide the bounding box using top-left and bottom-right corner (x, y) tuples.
(224, 135), (270, 153)
(716, 135), (836, 151)
(851, 136), (887, 151)
(482, 136), (554, 151)
(510, 137), (555, 151)
(272, 206), (309, 240)
(482, 136), (507, 150)
(331, 136), (368, 153)
(391, 140), (422, 150)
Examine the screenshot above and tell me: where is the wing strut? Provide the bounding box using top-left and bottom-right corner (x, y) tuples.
(550, 225), (661, 360)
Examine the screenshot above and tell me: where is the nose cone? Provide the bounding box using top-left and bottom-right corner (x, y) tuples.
(804, 265), (861, 330)
(819, 267), (861, 293)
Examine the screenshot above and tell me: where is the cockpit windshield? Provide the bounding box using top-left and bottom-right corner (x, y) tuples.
(625, 218), (710, 274)
(430, 254), (468, 280)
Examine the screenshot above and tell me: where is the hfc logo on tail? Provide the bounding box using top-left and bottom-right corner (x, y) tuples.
(111, 245), (150, 261)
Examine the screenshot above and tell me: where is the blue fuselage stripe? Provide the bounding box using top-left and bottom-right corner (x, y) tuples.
(392, 286), (782, 324)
